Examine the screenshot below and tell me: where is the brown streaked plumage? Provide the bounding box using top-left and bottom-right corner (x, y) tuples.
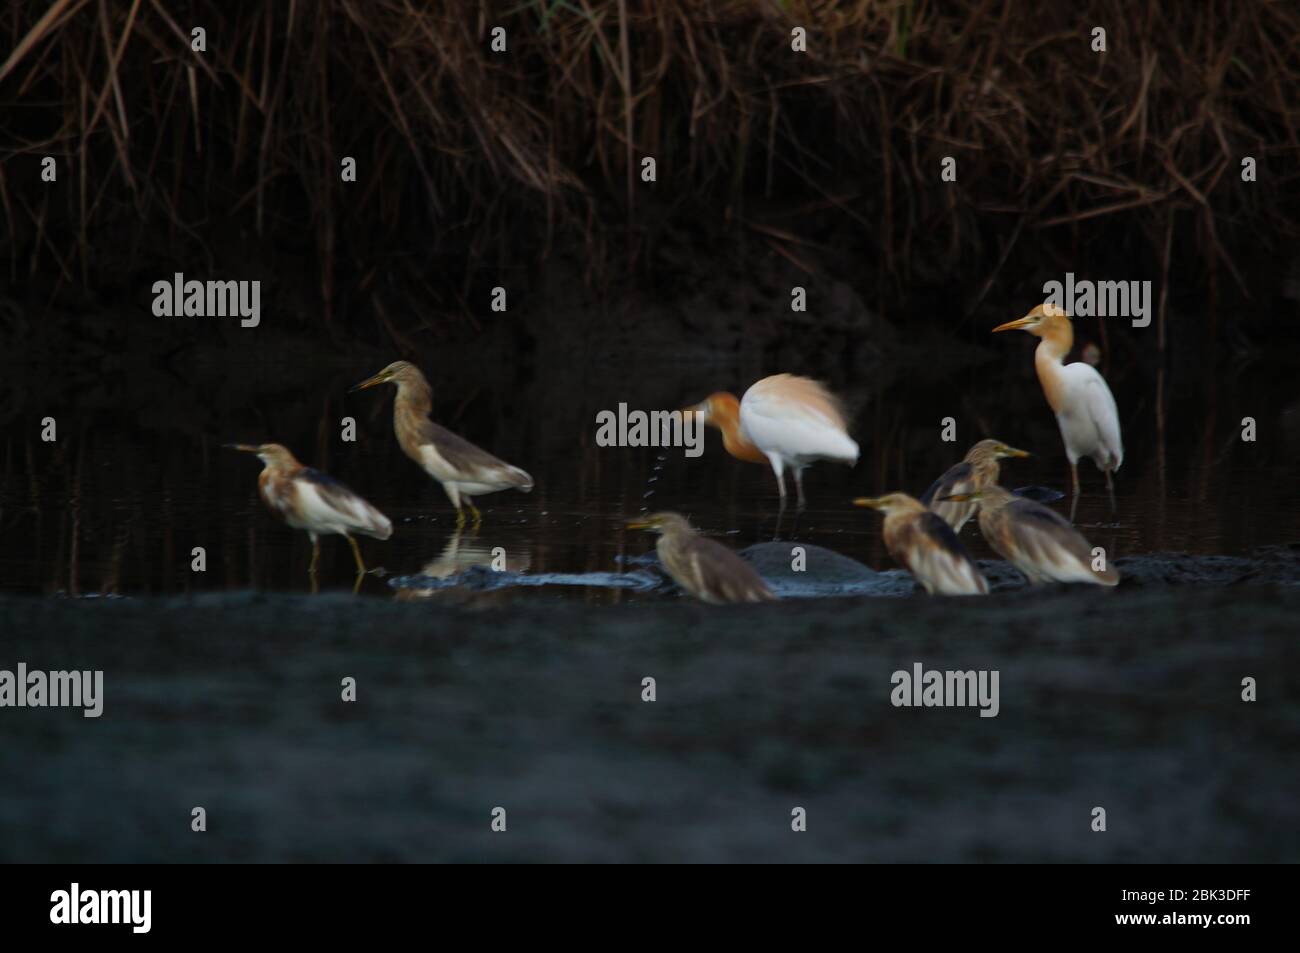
(685, 374), (858, 507)
(226, 443), (392, 581)
(920, 439), (1031, 533)
(944, 484), (1119, 587)
(351, 361), (533, 527)
(853, 493), (988, 596)
(627, 512), (776, 605)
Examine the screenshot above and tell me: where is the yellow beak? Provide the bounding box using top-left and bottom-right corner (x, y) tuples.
(991, 316), (1036, 333)
(1001, 446), (1032, 459)
(626, 518), (654, 530)
(852, 497), (884, 510)
(224, 443), (260, 454)
(350, 372), (389, 393)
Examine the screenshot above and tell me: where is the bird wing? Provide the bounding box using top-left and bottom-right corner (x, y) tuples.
(1001, 499), (1117, 584)
(1081, 371), (1123, 469)
(919, 461), (973, 506)
(739, 375), (859, 463)
(1060, 363), (1123, 469)
(411, 418), (533, 489)
(298, 469), (393, 539)
(673, 535), (776, 604)
(892, 513), (988, 595)
(920, 462), (980, 531)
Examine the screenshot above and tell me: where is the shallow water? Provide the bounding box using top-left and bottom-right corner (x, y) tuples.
(2, 352), (1296, 600)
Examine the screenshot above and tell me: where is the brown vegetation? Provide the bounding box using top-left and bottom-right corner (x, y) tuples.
(2, 1), (1297, 340)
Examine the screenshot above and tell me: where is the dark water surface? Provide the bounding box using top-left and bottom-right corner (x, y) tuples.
(2, 343), (1297, 599)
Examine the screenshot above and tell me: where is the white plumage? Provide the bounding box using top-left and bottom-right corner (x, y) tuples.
(278, 477), (392, 542)
(1052, 363), (1124, 471)
(907, 538), (990, 596)
(994, 304), (1123, 518)
(737, 374), (859, 503)
(229, 442), (392, 580)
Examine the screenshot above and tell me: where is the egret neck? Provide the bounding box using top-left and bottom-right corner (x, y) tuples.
(703, 394), (767, 464)
(1032, 318), (1074, 414)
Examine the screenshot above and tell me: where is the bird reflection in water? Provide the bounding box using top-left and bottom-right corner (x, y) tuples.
(392, 527), (532, 605)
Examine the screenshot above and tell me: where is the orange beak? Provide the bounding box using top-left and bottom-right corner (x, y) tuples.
(991, 315), (1036, 333)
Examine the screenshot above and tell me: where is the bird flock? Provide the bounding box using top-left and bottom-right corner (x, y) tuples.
(230, 302), (1123, 601)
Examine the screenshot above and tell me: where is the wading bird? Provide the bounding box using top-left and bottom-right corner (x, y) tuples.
(686, 374), (858, 507)
(942, 484), (1119, 586)
(920, 439), (1031, 533)
(351, 361), (533, 527)
(852, 493), (988, 596)
(626, 512), (776, 604)
(993, 303), (1122, 520)
(227, 443), (392, 582)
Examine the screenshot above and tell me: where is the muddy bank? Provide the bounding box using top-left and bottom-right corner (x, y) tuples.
(1, 577), (1295, 863)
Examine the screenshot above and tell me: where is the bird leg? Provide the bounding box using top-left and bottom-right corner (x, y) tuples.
(466, 498), (482, 528)
(1104, 469), (1117, 515)
(309, 537), (320, 595)
(347, 535), (366, 575)
(767, 454), (787, 502)
(1069, 463), (1080, 523)
(442, 482), (465, 528)
(793, 468), (807, 510)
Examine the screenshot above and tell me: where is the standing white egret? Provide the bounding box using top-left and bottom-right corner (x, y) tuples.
(992, 303), (1122, 520)
(687, 374), (859, 507)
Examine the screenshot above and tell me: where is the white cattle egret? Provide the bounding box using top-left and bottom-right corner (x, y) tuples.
(687, 374), (859, 507)
(352, 361), (533, 528)
(852, 493), (989, 596)
(227, 443), (392, 581)
(920, 439), (1031, 533)
(942, 485), (1119, 586)
(993, 303), (1123, 520)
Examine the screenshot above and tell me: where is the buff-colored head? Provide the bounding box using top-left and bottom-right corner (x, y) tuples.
(966, 439), (1031, 464)
(351, 360), (429, 393)
(626, 511), (696, 536)
(939, 484), (1016, 509)
(992, 301), (1072, 337)
(852, 492), (926, 516)
(683, 392), (740, 430)
(225, 442), (301, 469)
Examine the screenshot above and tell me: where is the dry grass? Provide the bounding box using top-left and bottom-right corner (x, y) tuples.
(2, 1), (1297, 338)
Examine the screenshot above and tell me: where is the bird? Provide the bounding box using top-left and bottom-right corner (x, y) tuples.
(942, 484), (1119, 586)
(686, 374), (858, 507)
(351, 360), (533, 527)
(919, 439), (1031, 533)
(852, 493), (989, 596)
(626, 512), (776, 604)
(226, 443), (392, 581)
(993, 303), (1122, 521)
